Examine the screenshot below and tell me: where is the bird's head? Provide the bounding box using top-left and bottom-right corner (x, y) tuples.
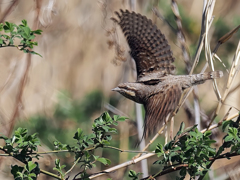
(112, 83), (143, 103)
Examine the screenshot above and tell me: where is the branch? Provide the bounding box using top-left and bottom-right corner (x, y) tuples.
(7, 53), (31, 137)
(0, 146), (62, 179)
(0, 0), (19, 23)
(89, 153), (155, 179)
(142, 151), (240, 180)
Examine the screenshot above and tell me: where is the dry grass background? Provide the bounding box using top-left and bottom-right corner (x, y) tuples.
(0, 0), (240, 179)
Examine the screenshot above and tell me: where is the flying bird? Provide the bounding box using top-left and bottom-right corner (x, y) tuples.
(111, 9), (223, 139)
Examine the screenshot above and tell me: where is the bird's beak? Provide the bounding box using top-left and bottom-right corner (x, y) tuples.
(112, 87), (121, 91)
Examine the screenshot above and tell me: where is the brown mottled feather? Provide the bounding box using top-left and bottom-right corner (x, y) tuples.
(112, 10), (175, 82)
(143, 85), (182, 137)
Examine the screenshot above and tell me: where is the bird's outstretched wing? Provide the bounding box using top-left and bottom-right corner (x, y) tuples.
(111, 9), (175, 82)
(143, 84), (182, 138)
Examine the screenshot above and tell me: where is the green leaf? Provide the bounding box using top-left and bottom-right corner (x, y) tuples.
(0, 23), (3, 31)
(180, 167), (186, 176)
(24, 27), (30, 36)
(60, 165), (66, 169)
(113, 115), (119, 121)
(189, 131), (197, 138)
(96, 157), (111, 165)
(155, 143), (164, 156)
(224, 135), (233, 142)
(29, 51), (43, 57)
(204, 131), (212, 137)
(0, 38), (3, 45)
(102, 125), (110, 132)
(11, 165), (23, 177)
(183, 125), (198, 134)
(73, 128), (83, 141)
(179, 122), (185, 133)
(205, 140), (216, 144)
(129, 170), (142, 179)
(29, 35), (35, 40)
(222, 120), (232, 131)
(129, 170), (137, 177)
(103, 112), (112, 123)
(4, 22), (12, 32)
(2, 34), (9, 39)
(173, 146), (181, 151)
(53, 167), (60, 172)
(32, 29), (42, 35)
(15, 127), (28, 137)
(88, 133), (95, 139)
(0, 135), (8, 140)
(206, 147), (216, 154)
(55, 159), (60, 167)
(116, 116), (127, 121)
(22, 19), (27, 26)
(216, 146), (224, 156)
(28, 173), (36, 177)
(112, 121), (118, 126)
(26, 161), (36, 172)
(231, 145), (237, 153)
(108, 128), (117, 133)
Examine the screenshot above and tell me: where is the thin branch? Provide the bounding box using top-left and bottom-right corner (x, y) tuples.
(104, 146), (150, 154)
(142, 164), (188, 179)
(104, 103), (129, 117)
(208, 40), (240, 129)
(204, 0), (222, 102)
(171, 0), (202, 130)
(89, 152), (155, 179)
(228, 82), (240, 96)
(0, 60), (17, 94)
(171, 0), (192, 72)
(40, 169), (62, 180)
(0, 146), (62, 179)
(7, 0), (42, 138)
(152, 7), (176, 33)
(65, 157), (81, 176)
(7, 53), (31, 137)
(142, 151), (240, 180)
(0, 0), (19, 23)
(202, 112), (239, 133)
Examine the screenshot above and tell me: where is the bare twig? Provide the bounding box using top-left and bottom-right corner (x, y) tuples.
(7, 0), (42, 137)
(128, 1), (148, 178)
(0, 0), (19, 23)
(89, 152), (155, 179)
(152, 7), (176, 33)
(171, 0), (202, 130)
(104, 103), (129, 117)
(0, 60), (18, 94)
(7, 53), (31, 137)
(208, 39), (240, 129)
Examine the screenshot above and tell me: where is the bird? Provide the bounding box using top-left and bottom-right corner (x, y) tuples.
(111, 9), (223, 139)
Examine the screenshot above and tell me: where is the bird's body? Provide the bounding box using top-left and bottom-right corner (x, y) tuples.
(111, 10), (223, 138)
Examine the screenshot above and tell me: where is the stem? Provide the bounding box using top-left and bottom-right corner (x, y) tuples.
(40, 169), (62, 179)
(65, 157), (81, 176)
(104, 146), (150, 154)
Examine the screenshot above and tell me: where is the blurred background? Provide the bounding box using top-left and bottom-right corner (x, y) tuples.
(0, 0), (240, 179)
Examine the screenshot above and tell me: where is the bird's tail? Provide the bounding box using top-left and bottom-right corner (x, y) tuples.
(189, 71), (223, 85)
(181, 71), (223, 89)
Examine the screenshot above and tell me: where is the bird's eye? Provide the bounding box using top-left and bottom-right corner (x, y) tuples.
(143, 79), (160, 85)
(148, 67), (154, 72)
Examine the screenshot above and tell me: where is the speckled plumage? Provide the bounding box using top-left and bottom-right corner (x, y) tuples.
(112, 10), (223, 138)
